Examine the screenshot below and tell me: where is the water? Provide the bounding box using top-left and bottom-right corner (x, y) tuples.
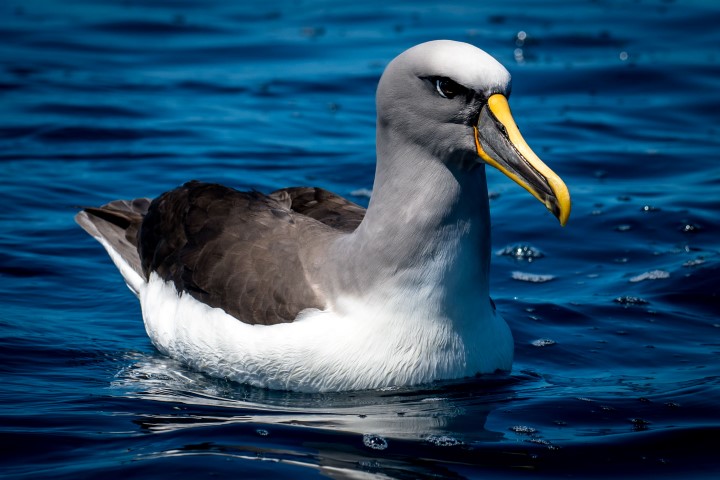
(2, 0), (719, 477)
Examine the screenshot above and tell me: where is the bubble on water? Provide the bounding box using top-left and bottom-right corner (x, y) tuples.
(683, 257), (705, 267)
(615, 224), (632, 232)
(681, 223), (701, 233)
(426, 435), (463, 447)
(614, 296), (649, 306)
(358, 460), (381, 469)
(350, 188), (372, 198)
(630, 418), (650, 431)
(496, 244), (545, 262)
(629, 270), (670, 282)
(619, 51), (629, 61)
(531, 338), (556, 347)
(641, 205), (660, 212)
(255, 429), (269, 436)
(527, 438), (559, 450)
(362, 433), (388, 450)
(512, 271), (555, 283)
(510, 425), (537, 434)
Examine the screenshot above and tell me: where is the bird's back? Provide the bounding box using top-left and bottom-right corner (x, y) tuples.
(76, 181), (366, 325)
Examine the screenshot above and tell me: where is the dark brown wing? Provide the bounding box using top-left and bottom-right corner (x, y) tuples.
(269, 187), (366, 233)
(139, 181), (327, 325)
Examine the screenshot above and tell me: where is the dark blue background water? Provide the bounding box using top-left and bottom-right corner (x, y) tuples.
(2, 0), (719, 478)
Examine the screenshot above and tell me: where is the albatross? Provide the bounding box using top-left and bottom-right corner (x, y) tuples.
(76, 40), (570, 392)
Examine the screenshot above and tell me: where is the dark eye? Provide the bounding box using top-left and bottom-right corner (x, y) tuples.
(434, 77), (466, 99)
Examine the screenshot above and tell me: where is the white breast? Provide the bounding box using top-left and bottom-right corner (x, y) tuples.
(139, 273), (513, 392)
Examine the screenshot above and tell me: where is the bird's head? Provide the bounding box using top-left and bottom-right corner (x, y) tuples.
(377, 40), (571, 226)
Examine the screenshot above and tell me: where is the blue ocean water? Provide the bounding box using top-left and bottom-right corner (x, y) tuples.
(1, 0), (719, 477)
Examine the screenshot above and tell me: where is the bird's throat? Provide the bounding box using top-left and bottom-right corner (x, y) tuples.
(323, 143), (493, 316)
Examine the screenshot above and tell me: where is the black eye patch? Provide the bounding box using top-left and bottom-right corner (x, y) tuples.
(432, 77), (468, 99)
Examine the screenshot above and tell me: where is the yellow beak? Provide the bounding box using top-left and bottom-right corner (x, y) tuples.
(474, 94), (571, 226)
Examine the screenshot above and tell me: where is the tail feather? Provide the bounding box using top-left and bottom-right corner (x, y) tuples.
(76, 198), (151, 295)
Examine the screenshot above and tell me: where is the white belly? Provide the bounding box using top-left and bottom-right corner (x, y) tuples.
(138, 273), (513, 392)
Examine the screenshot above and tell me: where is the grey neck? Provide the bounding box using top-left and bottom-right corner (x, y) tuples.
(322, 125), (492, 314)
